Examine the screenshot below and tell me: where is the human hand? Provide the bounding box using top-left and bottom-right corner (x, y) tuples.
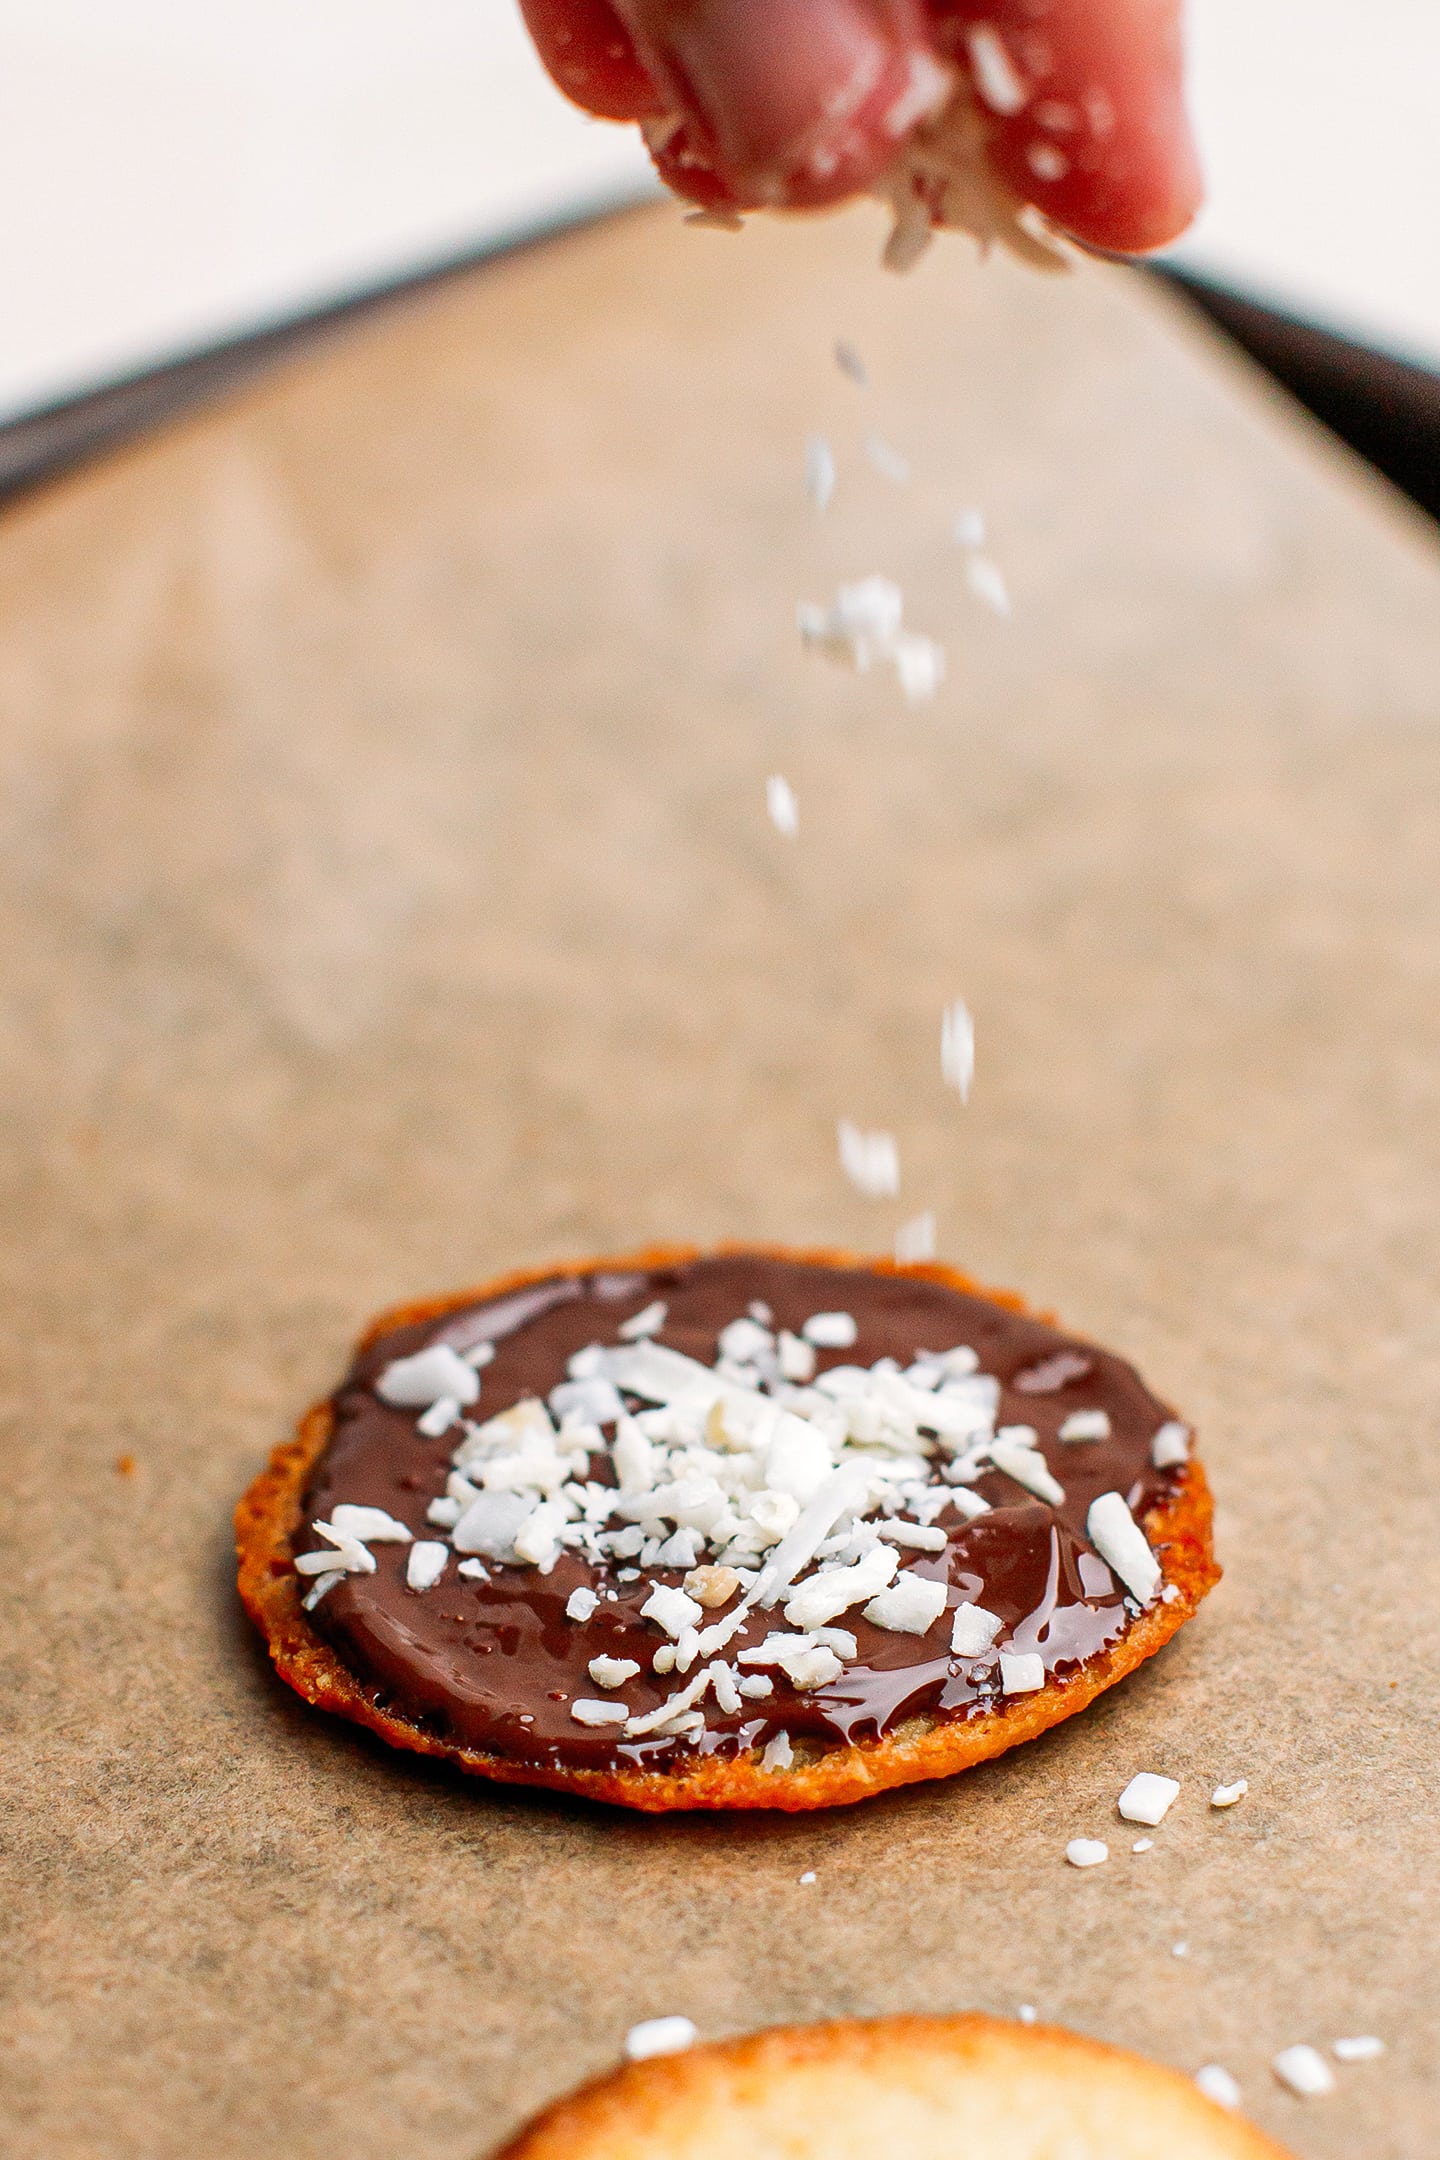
(520, 0), (1200, 254)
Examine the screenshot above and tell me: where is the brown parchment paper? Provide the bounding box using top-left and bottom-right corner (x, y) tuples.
(2, 204), (1438, 2160)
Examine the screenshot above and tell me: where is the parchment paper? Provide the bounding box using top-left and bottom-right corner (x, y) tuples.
(2, 204), (1438, 2160)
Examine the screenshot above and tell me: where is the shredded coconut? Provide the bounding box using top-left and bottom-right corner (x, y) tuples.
(761, 1731), (794, 1772)
(1211, 1778), (1248, 1809)
(571, 1699), (629, 1728)
(1196, 2065), (1241, 2111)
(1065, 1838), (1108, 1869)
(766, 774), (799, 838)
(588, 1655), (640, 1689)
(802, 1309), (859, 1349)
(864, 1570), (947, 1634)
(894, 1212), (937, 1264)
(864, 432), (910, 484)
(1272, 2045), (1335, 2099)
(834, 340), (868, 388)
(1152, 1419), (1191, 1469)
(1087, 1491), (1161, 1605)
(1000, 1651), (1045, 1695)
(624, 2016), (698, 2062)
(566, 1586), (600, 1623)
(376, 1344), (481, 1410)
(804, 434), (836, 512)
(964, 554), (1010, 616)
(405, 1541), (449, 1592)
(965, 23), (1028, 115)
(800, 579), (945, 705)
(328, 1504), (413, 1544)
(940, 1001), (975, 1101)
(1058, 1410), (1111, 1443)
(836, 1120), (900, 1198)
(619, 1300), (668, 1341)
(1118, 1773), (1180, 1826)
(950, 1601), (1002, 1656)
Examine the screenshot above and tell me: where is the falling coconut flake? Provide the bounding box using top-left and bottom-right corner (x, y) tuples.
(894, 1212), (936, 1263)
(864, 432), (910, 484)
(838, 1119), (900, 1199)
(804, 434), (836, 511)
(767, 774), (799, 837)
(952, 507), (986, 548)
(941, 1001), (975, 1100)
(798, 576), (945, 705)
(965, 555), (1011, 616)
(834, 339), (869, 387)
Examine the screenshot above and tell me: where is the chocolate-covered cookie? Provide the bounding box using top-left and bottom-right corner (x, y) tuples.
(236, 1247), (1217, 1810)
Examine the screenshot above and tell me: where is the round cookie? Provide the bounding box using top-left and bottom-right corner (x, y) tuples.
(497, 2015), (1290, 2160)
(236, 1245), (1218, 1811)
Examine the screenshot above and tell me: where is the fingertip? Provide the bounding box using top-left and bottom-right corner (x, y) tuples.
(519, 0), (658, 122)
(941, 0), (1203, 255)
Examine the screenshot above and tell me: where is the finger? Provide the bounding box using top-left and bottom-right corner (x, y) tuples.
(616, 0), (950, 211)
(933, 0), (1201, 253)
(519, 0), (659, 121)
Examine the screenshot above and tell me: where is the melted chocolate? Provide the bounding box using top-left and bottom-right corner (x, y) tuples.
(301, 1255), (1182, 1773)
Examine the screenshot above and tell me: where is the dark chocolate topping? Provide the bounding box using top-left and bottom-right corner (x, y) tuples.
(301, 1255), (1182, 1774)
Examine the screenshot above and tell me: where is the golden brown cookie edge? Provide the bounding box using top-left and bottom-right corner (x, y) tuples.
(492, 2013), (1292, 2159)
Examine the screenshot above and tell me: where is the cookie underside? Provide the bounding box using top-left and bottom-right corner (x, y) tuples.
(495, 2014), (1291, 2160)
(235, 1246), (1218, 1813)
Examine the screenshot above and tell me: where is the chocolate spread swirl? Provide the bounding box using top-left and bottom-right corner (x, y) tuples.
(300, 1255), (1183, 1773)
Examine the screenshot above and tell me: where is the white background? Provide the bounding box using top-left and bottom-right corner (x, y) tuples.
(0, 0), (1436, 423)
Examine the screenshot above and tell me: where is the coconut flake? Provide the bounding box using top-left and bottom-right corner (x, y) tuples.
(641, 1585), (705, 1639)
(1196, 2065), (1241, 2111)
(1117, 1773), (1179, 1826)
(1332, 2036), (1385, 2063)
(761, 1731), (794, 1772)
(874, 1518), (948, 1552)
(624, 2015), (698, 2062)
(405, 1541), (449, 1592)
(800, 580), (945, 705)
(619, 1300), (668, 1342)
(999, 1650), (1044, 1695)
(1272, 2045), (1335, 2098)
(1152, 1420), (1191, 1469)
(328, 1505), (413, 1544)
(301, 1570), (345, 1609)
(417, 1396), (461, 1437)
(784, 1544), (897, 1630)
(965, 555), (1010, 616)
(966, 25), (1028, 115)
(940, 1001), (975, 1100)
(990, 1435), (1065, 1507)
(1211, 1778), (1248, 1809)
(834, 340), (868, 387)
(1087, 1491), (1161, 1604)
(803, 1310), (860, 1350)
(804, 434), (836, 512)
(375, 1344), (480, 1410)
(1058, 1410), (1111, 1443)
(950, 1601), (1002, 1656)
(571, 1699), (629, 1728)
(893, 1212), (937, 1264)
(1065, 1838), (1109, 1869)
(864, 432), (910, 484)
(588, 1656), (641, 1689)
(864, 1570), (947, 1634)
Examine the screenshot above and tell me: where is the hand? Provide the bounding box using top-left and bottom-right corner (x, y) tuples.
(520, 0), (1200, 254)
